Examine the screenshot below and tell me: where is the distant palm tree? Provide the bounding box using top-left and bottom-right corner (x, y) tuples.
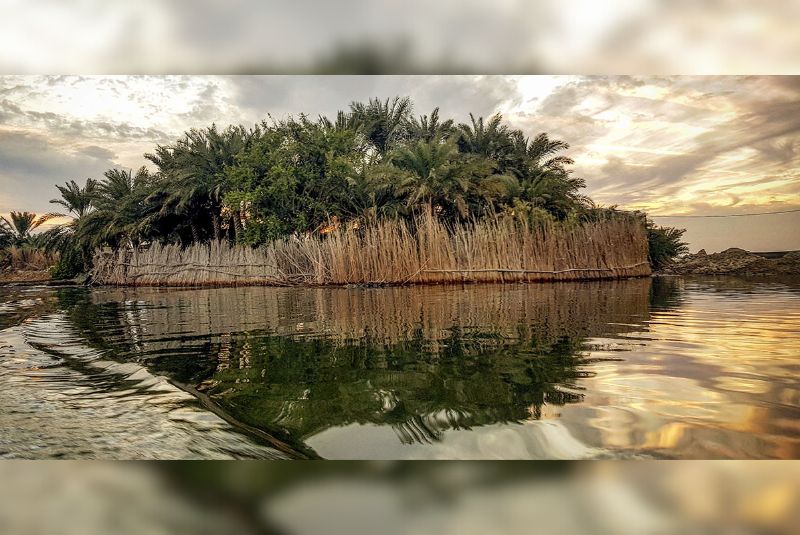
(391, 140), (516, 220)
(406, 108), (454, 144)
(50, 179), (97, 218)
(456, 113), (512, 159)
(349, 96), (413, 154)
(37, 178), (98, 254)
(0, 211), (58, 247)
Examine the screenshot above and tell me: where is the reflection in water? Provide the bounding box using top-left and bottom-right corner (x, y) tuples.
(4, 461), (800, 535)
(1, 276), (798, 459)
(0, 287), (287, 459)
(67, 280), (651, 458)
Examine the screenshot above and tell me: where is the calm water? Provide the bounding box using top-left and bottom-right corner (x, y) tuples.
(1, 277), (798, 459)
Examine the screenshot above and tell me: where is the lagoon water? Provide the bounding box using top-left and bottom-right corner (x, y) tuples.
(1, 277), (798, 459)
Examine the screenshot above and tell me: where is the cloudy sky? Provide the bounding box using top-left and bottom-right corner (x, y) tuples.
(1, 75), (798, 251)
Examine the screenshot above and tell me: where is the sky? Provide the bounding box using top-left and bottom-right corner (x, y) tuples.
(1, 75), (798, 252)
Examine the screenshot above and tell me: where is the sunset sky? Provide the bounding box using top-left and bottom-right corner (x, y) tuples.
(1, 75), (798, 251)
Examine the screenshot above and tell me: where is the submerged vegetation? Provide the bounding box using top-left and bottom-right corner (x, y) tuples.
(1, 96), (687, 281)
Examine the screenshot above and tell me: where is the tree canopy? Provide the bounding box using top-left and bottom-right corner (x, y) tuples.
(3, 95), (686, 277)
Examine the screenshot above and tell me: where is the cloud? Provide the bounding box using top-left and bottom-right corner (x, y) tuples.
(78, 145), (118, 161)
(522, 76), (800, 213)
(0, 129), (117, 213)
(0, 97), (173, 143)
(227, 75), (519, 123)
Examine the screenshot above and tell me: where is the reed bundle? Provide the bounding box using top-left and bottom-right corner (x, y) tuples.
(92, 213), (650, 287)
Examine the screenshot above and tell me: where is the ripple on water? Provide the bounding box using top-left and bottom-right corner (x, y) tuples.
(1, 278), (799, 459)
(0, 313), (286, 459)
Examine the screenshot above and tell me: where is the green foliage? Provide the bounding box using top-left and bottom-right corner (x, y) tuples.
(219, 100), (591, 242)
(224, 116), (368, 243)
(23, 95), (657, 265)
(145, 124), (257, 243)
(51, 179), (96, 218)
(0, 212), (61, 272)
(0, 211), (58, 247)
(647, 222), (689, 270)
(49, 246), (87, 279)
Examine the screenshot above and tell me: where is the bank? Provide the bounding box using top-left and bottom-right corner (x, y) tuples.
(659, 248), (800, 276)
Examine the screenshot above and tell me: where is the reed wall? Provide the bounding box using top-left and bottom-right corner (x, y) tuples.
(91, 214), (651, 286)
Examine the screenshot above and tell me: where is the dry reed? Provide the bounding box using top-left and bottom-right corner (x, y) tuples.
(92, 213), (651, 287)
(0, 245), (58, 271)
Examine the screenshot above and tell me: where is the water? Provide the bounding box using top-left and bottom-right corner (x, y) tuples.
(1, 277), (798, 459)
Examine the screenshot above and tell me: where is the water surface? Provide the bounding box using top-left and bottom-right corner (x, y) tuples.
(1, 277), (798, 459)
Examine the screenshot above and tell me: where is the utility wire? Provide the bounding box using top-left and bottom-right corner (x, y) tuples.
(647, 208), (800, 218)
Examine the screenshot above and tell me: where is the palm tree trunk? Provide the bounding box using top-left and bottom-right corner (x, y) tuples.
(212, 213), (221, 241)
(190, 222), (200, 243)
(233, 210), (243, 243)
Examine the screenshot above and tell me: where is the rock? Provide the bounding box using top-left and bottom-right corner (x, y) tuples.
(719, 248), (750, 257)
(659, 248), (800, 276)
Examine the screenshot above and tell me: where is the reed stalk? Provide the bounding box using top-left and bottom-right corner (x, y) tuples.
(92, 213), (651, 286)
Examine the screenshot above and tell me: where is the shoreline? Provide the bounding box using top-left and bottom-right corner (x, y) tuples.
(659, 248), (800, 277)
(2, 272), (654, 289)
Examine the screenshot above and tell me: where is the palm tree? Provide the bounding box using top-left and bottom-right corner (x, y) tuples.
(391, 141), (478, 218)
(349, 96), (413, 154)
(514, 132), (588, 219)
(406, 108), (454, 144)
(519, 172), (588, 220)
(94, 169), (141, 206)
(318, 110), (360, 134)
(456, 113), (512, 160)
(50, 179), (97, 219)
(346, 163), (405, 222)
(146, 124), (255, 242)
(0, 211), (58, 247)
(76, 167), (155, 248)
(526, 132), (572, 170)
(38, 178), (98, 254)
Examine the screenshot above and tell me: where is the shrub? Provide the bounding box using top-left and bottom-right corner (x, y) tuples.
(49, 247), (87, 279)
(647, 222), (688, 270)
